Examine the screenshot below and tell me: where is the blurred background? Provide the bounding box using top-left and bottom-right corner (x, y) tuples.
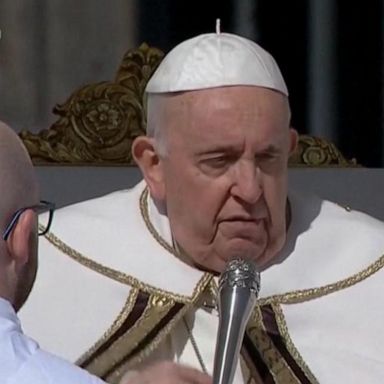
(0, 0), (383, 166)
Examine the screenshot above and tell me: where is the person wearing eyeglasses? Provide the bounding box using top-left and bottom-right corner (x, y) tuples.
(0, 121), (111, 384)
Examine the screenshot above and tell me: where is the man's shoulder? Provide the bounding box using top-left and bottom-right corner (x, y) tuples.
(55, 179), (145, 220)
(289, 188), (384, 271)
(290, 188), (384, 238)
(41, 180), (146, 239)
(262, 190), (384, 297)
(9, 347), (104, 384)
(317, 194), (384, 239)
(1, 316), (103, 384)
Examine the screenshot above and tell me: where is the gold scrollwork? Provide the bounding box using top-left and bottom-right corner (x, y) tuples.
(115, 42), (164, 94)
(289, 134), (358, 167)
(19, 43), (163, 166)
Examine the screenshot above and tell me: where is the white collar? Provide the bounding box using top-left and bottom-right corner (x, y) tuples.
(0, 297), (20, 330)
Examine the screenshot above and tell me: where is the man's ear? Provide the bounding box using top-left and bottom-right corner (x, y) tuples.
(132, 136), (166, 200)
(6, 210), (36, 271)
(289, 128), (299, 155)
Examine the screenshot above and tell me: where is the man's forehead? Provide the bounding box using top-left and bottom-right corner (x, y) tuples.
(164, 89), (289, 143)
(173, 120), (289, 157)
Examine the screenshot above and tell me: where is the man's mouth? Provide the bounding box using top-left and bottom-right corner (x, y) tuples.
(222, 215), (264, 223)
(219, 218), (265, 234)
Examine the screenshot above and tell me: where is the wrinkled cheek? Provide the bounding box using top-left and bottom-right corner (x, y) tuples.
(197, 222), (217, 245)
(192, 208), (219, 244)
(266, 219), (287, 256)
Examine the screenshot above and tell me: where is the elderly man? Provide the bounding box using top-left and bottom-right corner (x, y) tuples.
(0, 122), (113, 383)
(20, 32), (384, 383)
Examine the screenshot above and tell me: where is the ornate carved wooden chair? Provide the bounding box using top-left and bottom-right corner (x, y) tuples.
(18, 44), (356, 168)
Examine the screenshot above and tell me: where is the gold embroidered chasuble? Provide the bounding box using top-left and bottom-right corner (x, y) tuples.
(24, 181), (384, 384)
(42, 222), (384, 384)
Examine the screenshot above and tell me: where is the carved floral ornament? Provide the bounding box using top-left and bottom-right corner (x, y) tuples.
(19, 43), (357, 167)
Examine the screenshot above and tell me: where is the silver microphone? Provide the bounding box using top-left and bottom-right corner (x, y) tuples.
(212, 259), (261, 384)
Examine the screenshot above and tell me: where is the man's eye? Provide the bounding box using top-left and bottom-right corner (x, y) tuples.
(255, 153), (279, 162)
(204, 156), (231, 168)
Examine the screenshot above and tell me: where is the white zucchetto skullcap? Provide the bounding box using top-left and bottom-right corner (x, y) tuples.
(145, 32), (288, 96)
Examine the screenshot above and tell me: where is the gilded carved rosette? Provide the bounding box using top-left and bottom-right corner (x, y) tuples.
(20, 82), (144, 165)
(19, 44), (163, 166)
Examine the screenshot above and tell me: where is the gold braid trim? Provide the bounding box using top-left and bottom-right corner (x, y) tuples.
(247, 306), (306, 383)
(87, 294), (180, 383)
(42, 229), (212, 304)
(76, 288), (140, 367)
(258, 254), (384, 306)
(272, 303), (319, 384)
(106, 303), (192, 383)
(139, 187), (180, 257)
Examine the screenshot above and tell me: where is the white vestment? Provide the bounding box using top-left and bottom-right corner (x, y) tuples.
(19, 180), (384, 383)
(0, 298), (105, 384)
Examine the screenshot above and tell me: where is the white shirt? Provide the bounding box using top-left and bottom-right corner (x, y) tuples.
(0, 298), (105, 384)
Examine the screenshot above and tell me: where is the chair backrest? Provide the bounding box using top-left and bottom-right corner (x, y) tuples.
(22, 44), (384, 221)
(18, 43), (357, 168)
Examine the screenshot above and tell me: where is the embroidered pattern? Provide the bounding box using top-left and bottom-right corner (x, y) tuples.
(76, 288), (140, 367)
(79, 290), (187, 384)
(245, 305), (318, 383)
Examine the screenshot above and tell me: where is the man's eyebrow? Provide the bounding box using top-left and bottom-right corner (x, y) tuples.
(194, 143), (284, 157)
(195, 145), (240, 156)
(257, 144), (282, 154)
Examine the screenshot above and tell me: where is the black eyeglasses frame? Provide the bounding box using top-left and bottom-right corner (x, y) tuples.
(2, 200), (55, 241)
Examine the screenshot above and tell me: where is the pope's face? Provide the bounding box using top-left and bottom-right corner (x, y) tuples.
(153, 86), (295, 273)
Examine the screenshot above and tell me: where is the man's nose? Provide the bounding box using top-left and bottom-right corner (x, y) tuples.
(230, 160), (262, 204)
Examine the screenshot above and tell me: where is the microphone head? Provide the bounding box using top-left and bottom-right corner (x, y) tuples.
(218, 258), (261, 295)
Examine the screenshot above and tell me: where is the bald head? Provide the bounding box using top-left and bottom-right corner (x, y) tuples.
(0, 122), (39, 234)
